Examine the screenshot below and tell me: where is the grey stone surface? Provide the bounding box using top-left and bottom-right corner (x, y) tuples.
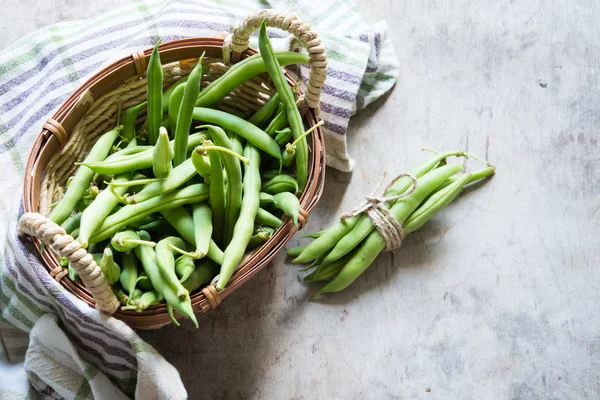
(2, 1), (600, 399)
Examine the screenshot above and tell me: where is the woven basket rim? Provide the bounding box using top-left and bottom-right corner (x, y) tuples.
(22, 37), (326, 329)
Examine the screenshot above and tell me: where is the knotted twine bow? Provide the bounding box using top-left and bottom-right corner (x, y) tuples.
(340, 173), (418, 251)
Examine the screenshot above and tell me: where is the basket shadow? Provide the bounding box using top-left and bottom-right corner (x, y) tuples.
(137, 256), (302, 399)
(305, 218), (452, 306)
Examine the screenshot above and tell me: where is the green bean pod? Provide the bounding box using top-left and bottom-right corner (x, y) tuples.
(302, 230), (325, 239)
(259, 192), (275, 208)
(100, 247), (121, 285)
(128, 289), (143, 305)
(208, 147), (225, 245)
(181, 260), (220, 292)
(216, 145), (261, 290)
(107, 145), (152, 161)
(68, 265), (79, 281)
(192, 107), (281, 162)
(135, 231), (198, 327)
(121, 290), (163, 312)
(174, 53), (204, 166)
(195, 52), (309, 108)
(248, 227), (274, 250)
(79, 132), (205, 175)
(230, 133), (244, 156)
(113, 284), (129, 306)
(175, 255), (195, 282)
(128, 158), (196, 204)
(259, 21), (308, 191)
(320, 163), (465, 266)
(121, 102), (146, 145)
(192, 203), (212, 258)
(163, 75), (189, 114)
(146, 41), (163, 145)
(136, 272), (154, 291)
(304, 253), (351, 282)
(273, 192), (301, 227)
(111, 230), (156, 252)
(50, 126), (122, 224)
(155, 237), (191, 299)
(260, 169), (280, 182)
(433, 166), (496, 193)
(205, 126), (243, 245)
(160, 206), (224, 265)
(153, 127), (173, 178)
(261, 174), (298, 194)
(88, 184), (209, 243)
(265, 109), (289, 137)
(248, 93), (281, 128)
(274, 128), (292, 146)
(61, 212), (82, 235)
(255, 208), (283, 229)
(79, 174), (130, 248)
(191, 148), (211, 180)
(168, 83), (186, 133)
(119, 251), (138, 295)
(286, 246), (306, 258)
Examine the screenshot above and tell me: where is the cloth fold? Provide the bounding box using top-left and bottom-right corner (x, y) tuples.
(0, 0), (398, 398)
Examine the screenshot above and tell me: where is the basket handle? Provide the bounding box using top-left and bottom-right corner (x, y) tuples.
(18, 213), (120, 314)
(224, 9), (327, 110)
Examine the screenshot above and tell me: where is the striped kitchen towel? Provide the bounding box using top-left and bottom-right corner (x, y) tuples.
(0, 0), (398, 398)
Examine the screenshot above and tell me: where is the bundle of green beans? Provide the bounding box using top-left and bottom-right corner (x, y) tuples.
(48, 20), (316, 327)
(288, 151), (495, 297)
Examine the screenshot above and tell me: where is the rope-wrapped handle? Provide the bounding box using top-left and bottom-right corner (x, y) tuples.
(18, 213), (120, 314)
(224, 9), (327, 110)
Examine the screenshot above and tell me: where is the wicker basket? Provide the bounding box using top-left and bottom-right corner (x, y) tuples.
(20, 10), (326, 329)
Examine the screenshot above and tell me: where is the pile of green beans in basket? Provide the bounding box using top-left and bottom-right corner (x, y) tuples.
(287, 150), (495, 297)
(49, 20), (318, 327)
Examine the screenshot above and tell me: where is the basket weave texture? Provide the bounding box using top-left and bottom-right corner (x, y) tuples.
(20, 10), (326, 329)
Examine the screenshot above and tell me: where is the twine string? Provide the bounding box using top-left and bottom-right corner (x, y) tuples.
(340, 173), (418, 251)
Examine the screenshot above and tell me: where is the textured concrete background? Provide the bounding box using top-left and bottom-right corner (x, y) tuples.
(2, 1), (600, 399)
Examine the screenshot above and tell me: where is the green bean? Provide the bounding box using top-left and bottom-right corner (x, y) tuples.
(68, 265), (79, 281)
(248, 93), (281, 128)
(146, 41), (163, 145)
(259, 192), (275, 208)
(128, 289), (143, 305)
(191, 147), (211, 180)
(136, 272), (154, 291)
(181, 259), (220, 292)
(302, 230), (325, 239)
(160, 206), (224, 265)
(88, 184), (209, 243)
(135, 231), (198, 327)
(50, 126), (122, 224)
(153, 127), (173, 178)
(163, 75), (188, 114)
(175, 255), (195, 282)
(155, 237), (191, 299)
(320, 163), (465, 266)
(111, 230), (156, 252)
(100, 247), (120, 285)
(207, 146), (225, 245)
(168, 83), (186, 133)
(195, 52), (309, 108)
(273, 192), (301, 227)
(216, 145), (261, 290)
(260, 169), (280, 182)
(127, 158), (196, 204)
(113, 284), (129, 305)
(230, 133), (244, 157)
(248, 226), (274, 250)
(78, 174), (130, 248)
(432, 166), (496, 193)
(192, 203), (212, 258)
(264, 107), (289, 137)
(304, 253), (351, 282)
(286, 246), (306, 258)
(274, 128), (292, 146)
(121, 102), (146, 145)
(205, 126), (243, 244)
(121, 290), (163, 312)
(79, 132), (206, 174)
(61, 212), (82, 235)
(174, 52), (204, 166)
(282, 120), (323, 169)
(255, 208), (283, 229)
(259, 20), (308, 191)
(293, 151), (466, 264)
(261, 174), (298, 194)
(119, 251), (138, 295)
(192, 107), (281, 161)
